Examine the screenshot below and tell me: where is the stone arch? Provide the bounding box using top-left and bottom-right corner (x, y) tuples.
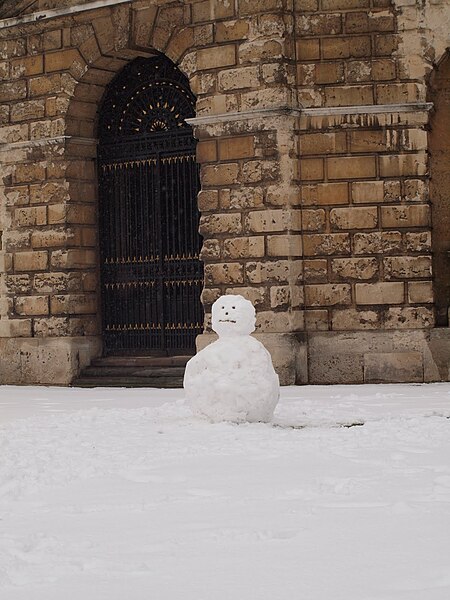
(58, 2), (201, 360)
(428, 49), (450, 326)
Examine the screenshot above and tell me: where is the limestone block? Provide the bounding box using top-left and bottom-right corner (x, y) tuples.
(14, 163), (46, 184)
(301, 182), (349, 206)
(364, 352), (423, 383)
(353, 231), (402, 254)
(15, 295), (49, 316)
(405, 232), (432, 252)
(301, 132), (347, 155)
(332, 308), (380, 331)
(15, 207), (47, 228)
(199, 213), (242, 235)
(246, 210), (296, 234)
(331, 258), (378, 280)
(199, 239), (221, 260)
(379, 153), (427, 178)
(225, 286), (266, 307)
(304, 259), (328, 283)
(381, 205), (430, 228)
(34, 272), (82, 293)
(305, 284), (351, 307)
(327, 156), (377, 179)
(201, 163), (239, 186)
(218, 66), (259, 91)
(220, 187), (264, 209)
(302, 209), (326, 232)
(223, 236), (265, 259)
(5, 275), (31, 294)
(218, 136), (255, 160)
(305, 309), (329, 331)
(50, 294), (97, 315)
(0, 80), (27, 102)
(14, 251), (48, 272)
(266, 235), (303, 257)
(0, 124), (29, 143)
(215, 20), (249, 42)
(355, 282), (404, 305)
(352, 181), (384, 203)
(322, 35), (371, 59)
(197, 45), (236, 70)
(196, 140), (217, 163)
(246, 260), (302, 284)
(330, 207), (378, 230)
(204, 262), (244, 285)
(408, 281), (434, 304)
(197, 190), (219, 211)
(383, 256), (432, 279)
(303, 233), (351, 256)
(385, 307), (434, 329)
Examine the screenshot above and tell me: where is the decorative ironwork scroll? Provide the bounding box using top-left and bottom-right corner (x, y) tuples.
(97, 56), (204, 355)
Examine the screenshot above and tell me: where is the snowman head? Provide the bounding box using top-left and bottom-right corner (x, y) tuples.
(211, 294), (256, 337)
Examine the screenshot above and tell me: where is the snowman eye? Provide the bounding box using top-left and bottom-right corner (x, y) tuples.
(221, 306), (224, 309)
(232, 306), (235, 309)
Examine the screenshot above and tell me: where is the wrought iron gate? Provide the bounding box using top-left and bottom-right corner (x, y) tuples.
(97, 56), (204, 355)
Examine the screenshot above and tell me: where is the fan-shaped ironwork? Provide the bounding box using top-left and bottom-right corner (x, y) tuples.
(97, 56), (203, 356)
(98, 55), (195, 142)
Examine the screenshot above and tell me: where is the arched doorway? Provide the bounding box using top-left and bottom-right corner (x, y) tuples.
(97, 55), (204, 355)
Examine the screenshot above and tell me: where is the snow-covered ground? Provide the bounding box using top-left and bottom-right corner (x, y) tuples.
(1, 383), (450, 600)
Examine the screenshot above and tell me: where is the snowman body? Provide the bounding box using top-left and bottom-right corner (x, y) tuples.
(184, 295), (279, 423)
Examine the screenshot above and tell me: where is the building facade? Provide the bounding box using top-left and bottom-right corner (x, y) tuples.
(0, 0), (449, 385)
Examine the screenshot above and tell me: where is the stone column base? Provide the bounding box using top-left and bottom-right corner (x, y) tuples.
(0, 336), (102, 385)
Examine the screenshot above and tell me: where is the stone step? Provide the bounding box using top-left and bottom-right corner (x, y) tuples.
(72, 355), (191, 389)
(72, 375), (184, 389)
(81, 366), (186, 378)
(91, 356), (192, 368)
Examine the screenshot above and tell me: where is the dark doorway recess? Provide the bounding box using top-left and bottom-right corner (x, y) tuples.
(97, 55), (204, 355)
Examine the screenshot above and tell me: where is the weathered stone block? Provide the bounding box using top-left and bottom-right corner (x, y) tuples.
(15, 207), (47, 228)
(204, 262), (244, 285)
(352, 180), (384, 203)
(381, 205), (430, 228)
(355, 282), (404, 305)
(330, 207), (378, 230)
(246, 260), (302, 284)
(302, 209), (326, 231)
(332, 258), (378, 280)
(384, 307), (434, 329)
(199, 213), (242, 235)
(384, 256), (432, 279)
(201, 163), (239, 186)
(305, 284), (352, 307)
(197, 45), (236, 70)
(14, 251), (48, 272)
(332, 308), (380, 331)
(328, 156), (376, 179)
(51, 294), (97, 315)
(353, 231), (402, 254)
(408, 281), (433, 304)
(223, 236), (265, 259)
(303, 233), (351, 256)
(364, 352), (423, 383)
(266, 235), (303, 257)
(15, 295), (49, 316)
(301, 182), (349, 206)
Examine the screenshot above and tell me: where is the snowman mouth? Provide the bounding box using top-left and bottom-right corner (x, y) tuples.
(219, 319), (236, 323)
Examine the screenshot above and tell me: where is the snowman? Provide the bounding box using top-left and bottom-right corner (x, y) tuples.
(184, 294), (280, 423)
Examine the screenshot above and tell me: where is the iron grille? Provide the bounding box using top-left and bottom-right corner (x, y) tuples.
(97, 56), (204, 355)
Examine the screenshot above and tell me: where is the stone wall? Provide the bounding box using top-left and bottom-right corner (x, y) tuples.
(0, 0), (449, 385)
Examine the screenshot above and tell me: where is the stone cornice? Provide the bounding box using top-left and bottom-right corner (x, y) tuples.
(0, 0), (132, 29)
(0, 135), (97, 150)
(187, 103), (434, 126)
